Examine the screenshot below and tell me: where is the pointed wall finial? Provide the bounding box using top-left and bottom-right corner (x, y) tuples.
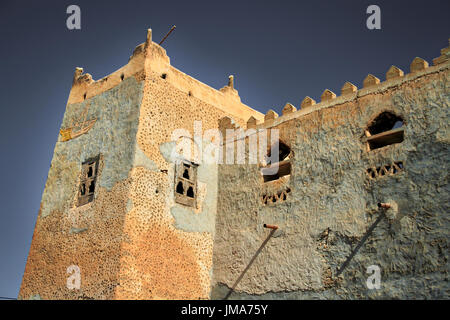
(341, 82), (357, 95)
(265, 109), (278, 122)
(228, 75), (234, 89)
(363, 74), (380, 88)
(386, 65), (404, 80)
(146, 29), (152, 44)
(301, 96), (316, 109)
(247, 116), (258, 129)
(410, 57), (429, 73)
(282, 103), (297, 115)
(321, 89), (336, 102)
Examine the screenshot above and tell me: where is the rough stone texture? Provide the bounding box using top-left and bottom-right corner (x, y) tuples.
(20, 29), (263, 300)
(19, 73), (144, 299)
(113, 36), (262, 299)
(20, 29), (449, 300)
(211, 67), (450, 300)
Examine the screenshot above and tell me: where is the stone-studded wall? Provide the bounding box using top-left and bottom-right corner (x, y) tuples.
(20, 28), (448, 300)
(211, 63), (449, 299)
(19, 70), (145, 299)
(20, 28), (264, 300)
(114, 31), (263, 299)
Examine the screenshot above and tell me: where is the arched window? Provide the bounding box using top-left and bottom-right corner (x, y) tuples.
(365, 112), (404, 151)
(261, 140), (292, 182)
(176, 181), (184, 195)
(186, 186), (194, 198)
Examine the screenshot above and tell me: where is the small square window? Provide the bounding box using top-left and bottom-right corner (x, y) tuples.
(77, 156), (99, 206)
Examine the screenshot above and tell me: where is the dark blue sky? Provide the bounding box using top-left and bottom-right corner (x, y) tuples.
(0, 0), (449, 299)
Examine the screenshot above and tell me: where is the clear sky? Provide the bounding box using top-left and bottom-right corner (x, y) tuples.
(0, 0), (449, 299)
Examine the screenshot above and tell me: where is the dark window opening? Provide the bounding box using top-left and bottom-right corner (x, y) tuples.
(368, 112), (403, 135)
(88, 181), (95, 193)
(161, 73), (167, 79)
(266, 141), (291, 165)
(183, 169), (190, 179)
(262, 161), (292, 182)
(77, 155), (99, 207)
(262, 140), (292, 182)
(176, 181), (184, 195)
(83, 93), (87, 100)
(366, 112), (404, 150)
(120, 74), (124, 81)
(187, 187), (194, 198)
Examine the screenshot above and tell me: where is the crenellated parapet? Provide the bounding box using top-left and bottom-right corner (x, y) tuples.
(218, 116), (237, 132)
(321, 89), (337, 102)
(363, 74), (380, 88)
(301, 96), (316, 110)
(341, 82), (357, 95)
(242, 38), (450, 131)
(246, 116), (259, 129)
(410, 57), (429, 73)
(386, 66), (404, 80)
(264, 109), (279, 124)
(282, 103), (297, 115)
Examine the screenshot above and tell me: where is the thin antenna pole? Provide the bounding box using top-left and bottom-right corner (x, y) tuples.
(159, 25), (176, 46)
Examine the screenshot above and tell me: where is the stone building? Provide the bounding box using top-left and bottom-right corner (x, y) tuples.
(19, 29), (449, 299)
